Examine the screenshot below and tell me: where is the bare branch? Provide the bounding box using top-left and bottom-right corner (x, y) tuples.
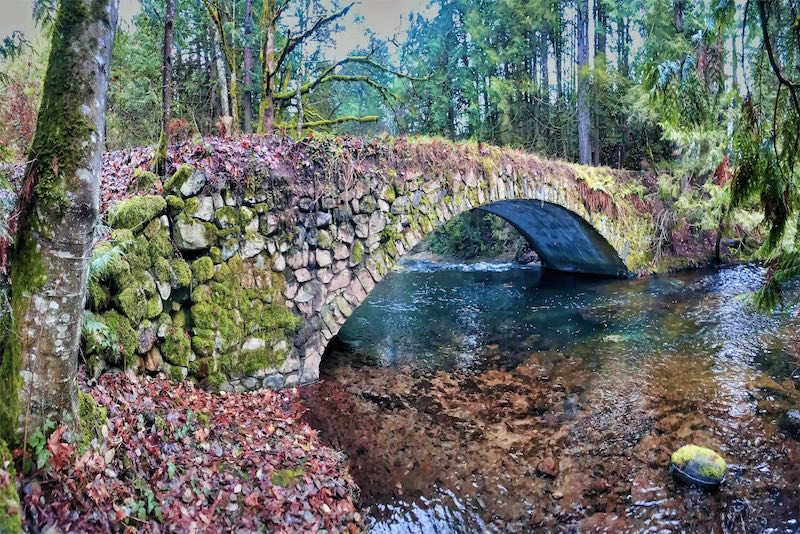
(273, 2), (356, 73)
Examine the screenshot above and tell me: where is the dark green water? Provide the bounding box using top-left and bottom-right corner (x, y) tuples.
(304, 261), (800, 533)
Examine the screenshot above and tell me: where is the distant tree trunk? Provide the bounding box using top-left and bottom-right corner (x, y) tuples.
(260, 0), (276, 133)
(242, 0), (254, 134)
(212, 25), (230, 120)
(156, 0), (174, 175)
(0, 0), (118, 442)
(616, 12), (629, 77)
(577, 0), (591, 165)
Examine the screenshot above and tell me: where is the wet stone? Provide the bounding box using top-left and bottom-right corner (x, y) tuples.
(779, 409), (800, 439)
(263, 375), (285, 389)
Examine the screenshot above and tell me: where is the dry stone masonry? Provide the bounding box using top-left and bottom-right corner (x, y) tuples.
(84, 139), (657, 390)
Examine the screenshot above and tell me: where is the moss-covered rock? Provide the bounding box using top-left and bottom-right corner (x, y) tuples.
(78, 391), (107, 451)
(670, 445), (727, 487)
(166, 194), (185, 213)
(0, 438), (22, 534)
(102, 310), (138, 369)
(164, 164), (194, 194)
(163, 326), (191, 367)
(170, 259), (192, 288)
(192, 257), (214, 283)
(107, 195), (167, 230)
(132, 168), (158, 191)
(116, 287), (147, 323)
(351, 240), (364, 265)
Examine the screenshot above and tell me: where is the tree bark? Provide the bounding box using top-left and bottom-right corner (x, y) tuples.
(0, 0), (118, 441)
(157, 0), (175, 175)
(260, 0), (276, 133)
(211, 24), (230, 119)
(243, 0), (254, 134)
(577, 0), (592, 164)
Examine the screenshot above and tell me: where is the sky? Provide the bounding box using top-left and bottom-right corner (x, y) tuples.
(0, 0), (430, 57)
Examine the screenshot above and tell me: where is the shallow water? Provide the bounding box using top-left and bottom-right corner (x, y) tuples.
(302, 261), (800, 533)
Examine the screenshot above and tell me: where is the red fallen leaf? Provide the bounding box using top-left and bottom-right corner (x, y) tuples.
(46, 426), (73, 471)
(244, 491), (260, 507)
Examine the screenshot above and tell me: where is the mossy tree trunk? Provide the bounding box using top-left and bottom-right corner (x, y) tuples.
(0, 0), (119, 442)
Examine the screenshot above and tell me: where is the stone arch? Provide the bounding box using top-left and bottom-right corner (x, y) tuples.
(92, 139), (657, 391)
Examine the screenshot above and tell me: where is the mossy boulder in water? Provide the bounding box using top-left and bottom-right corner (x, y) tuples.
(669, 445), (726, 489)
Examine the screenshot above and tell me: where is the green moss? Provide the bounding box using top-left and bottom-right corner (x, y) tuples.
(78, 391), (107, 452)
(218, 345), (285, 378)
(209, 247), (223, 264)
(0, 438), (22, 533)
(117, 287), (146, 323)
(192, 257), (214, 283)
(162, 326), (191, 367)
(103, 311), (138, 368)
(384, 184), (397, 203)
(154, 258), (172, 283)
(148, 229), (174, 261)
(259, 304), (302, 331)
(239, 207), (255, 224)
(213, 263), (235, 285)
(317, 230), (333, 249)
(351, 240), (364, 265)
(166, 195), (184, 213)
(133, 168), (158, 191)
(254, 203), (270, 214)
(183, 197), (199, 217)
(214, 206), (239, 227)
(191, 284), (213, 303)
(126, 236), (154, 271)
(217, 225), (241, 239)
(164, 164), (194, 194)
(107, 195), (167, 230)
(227, 255), (245, 277)
(171, 309), (189, 329)
(170, 259), (192, 288)
(87, 278), (110, 310)
(671, 445), (727, 481)
(145, 295), (163, 319)
(271, 466), (305, 487)
(153, 129), (168, 175)
(191, 335), (215, 357)
(207, 373), (226, 388)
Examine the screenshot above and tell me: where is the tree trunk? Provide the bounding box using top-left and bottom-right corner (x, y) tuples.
(157, 0), (174, 175)
(212, 25), (230, 119)
(577, 0), (591, 165)
(0, 0), (118, 442)
(243, 0), (254, 134)
(260, 0), (276, 134)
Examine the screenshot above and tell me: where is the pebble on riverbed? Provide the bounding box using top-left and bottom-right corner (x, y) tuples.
(669, 445), (727, 489)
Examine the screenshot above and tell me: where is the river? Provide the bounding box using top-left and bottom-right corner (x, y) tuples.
(302, 260), (800, 533)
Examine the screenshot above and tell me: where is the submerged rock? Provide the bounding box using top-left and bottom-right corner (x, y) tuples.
(779, 409), (800, 440)
(669, 445), (726, 489)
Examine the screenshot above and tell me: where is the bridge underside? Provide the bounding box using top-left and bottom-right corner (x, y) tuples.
(479, 200), (629, 277)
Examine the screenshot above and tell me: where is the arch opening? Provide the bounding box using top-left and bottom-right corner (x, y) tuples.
(478, 200), (629, 277)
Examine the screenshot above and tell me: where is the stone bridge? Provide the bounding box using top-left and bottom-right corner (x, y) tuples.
(87, 138), (656, 391)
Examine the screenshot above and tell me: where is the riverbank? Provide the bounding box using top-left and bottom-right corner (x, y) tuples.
(13, 372), (363, 533)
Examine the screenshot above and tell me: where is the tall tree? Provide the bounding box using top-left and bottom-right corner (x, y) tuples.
(0, 0), (119, 441)
(156, 0), (175, 174)
(576, 0), (591, 164)
(242, 0), (254, 134)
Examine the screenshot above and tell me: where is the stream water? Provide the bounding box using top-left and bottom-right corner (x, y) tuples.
(302, 260), (800, 533)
